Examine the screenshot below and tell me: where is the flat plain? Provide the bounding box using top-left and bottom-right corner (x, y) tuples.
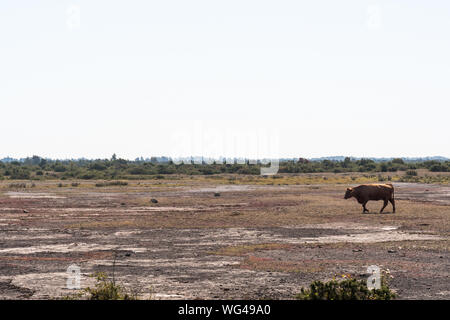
(0, 173), (449, 299)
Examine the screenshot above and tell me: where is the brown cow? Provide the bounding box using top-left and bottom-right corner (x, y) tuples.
(344, 184), (395, 213)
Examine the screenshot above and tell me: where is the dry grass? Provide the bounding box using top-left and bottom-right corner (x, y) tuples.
(299, 239), (450, 251)
(1, 175), (448, 300)
(3, 169), (447, 190)
(239, 256), (328, 273)
(2, 176), (447, 236)
(211, 243), (293, 256)
(59, 183), (449, 235)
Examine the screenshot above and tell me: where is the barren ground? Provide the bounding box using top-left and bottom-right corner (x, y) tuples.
(0, 176), (449, 300)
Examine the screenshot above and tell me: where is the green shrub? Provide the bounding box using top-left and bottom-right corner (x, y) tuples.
(80, 173), (97, 180)
(392, 158), (404, 164)
(10, 167), (30, 179)
(62, 258), (151, 300)
(54, 165), (67, 172)
(129, 167), (148, 175)
(429, 164), (447, 172)
(84, 273), (137, 300)
(8, 183), (27, 189)
(405, 170), (418, 176)
(89, 163), (107, 171)
(296, 274), (396, 300)
(95, 181), (128, 187)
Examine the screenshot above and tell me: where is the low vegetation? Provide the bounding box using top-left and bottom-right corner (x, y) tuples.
(84, 273), (138, 300)
(296, 273), (396, 300)
(95, 181), (128, 187)
(0, 156), (448, 181)
(63, 273), (142, 300)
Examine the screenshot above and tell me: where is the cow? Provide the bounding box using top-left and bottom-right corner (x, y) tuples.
(344, 183), (395, 214)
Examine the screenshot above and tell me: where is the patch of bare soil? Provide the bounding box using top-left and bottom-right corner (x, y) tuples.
(394, 183), (450, 205)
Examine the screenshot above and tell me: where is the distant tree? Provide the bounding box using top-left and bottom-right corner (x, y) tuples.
(31, 155), (42, 165)
(90, 163), (107, 171)
(430, 164), (447, 172)
(39, 158), (47, 168)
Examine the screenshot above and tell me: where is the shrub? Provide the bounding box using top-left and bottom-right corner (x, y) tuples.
(8, 183), (27, 189)
(80, 173), (97, 180)
(10, 167), (30, 179)
(296, 274), (396, 300)
(62, 255), (150, 300)
(392, 158), (404, 164)
(429, 164), (447, 172)
(129, 167), (147, 175)
(54, 165), (66, 172)
(405, 170), (417, 176)
(95, 181), (128, 187)
(237, 166), (260, 175)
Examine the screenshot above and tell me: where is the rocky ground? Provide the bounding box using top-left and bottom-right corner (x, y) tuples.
(0, 178), (448, 299)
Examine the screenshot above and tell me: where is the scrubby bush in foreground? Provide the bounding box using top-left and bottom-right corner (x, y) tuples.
(64, 273), (141, 300)
(84, 273), (136, 300)
(295, 274), (396, 300)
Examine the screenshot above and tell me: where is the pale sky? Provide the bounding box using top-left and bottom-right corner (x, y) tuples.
(1, 1), (449, 160)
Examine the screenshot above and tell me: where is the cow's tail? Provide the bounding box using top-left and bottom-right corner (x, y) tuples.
(387, 183), (394, 199)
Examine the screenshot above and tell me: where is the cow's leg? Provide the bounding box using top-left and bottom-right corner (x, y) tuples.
(389, 198), (396, 213)
(380, 199), (388, 213)
(362, 201), (369, 213)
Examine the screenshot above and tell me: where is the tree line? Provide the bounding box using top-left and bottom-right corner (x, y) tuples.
(0, 156), (448, 180)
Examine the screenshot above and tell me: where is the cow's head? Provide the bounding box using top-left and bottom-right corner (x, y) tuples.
(344, 187), (353, 199)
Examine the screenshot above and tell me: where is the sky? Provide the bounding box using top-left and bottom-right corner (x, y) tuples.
(1, 1), (449, 160)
